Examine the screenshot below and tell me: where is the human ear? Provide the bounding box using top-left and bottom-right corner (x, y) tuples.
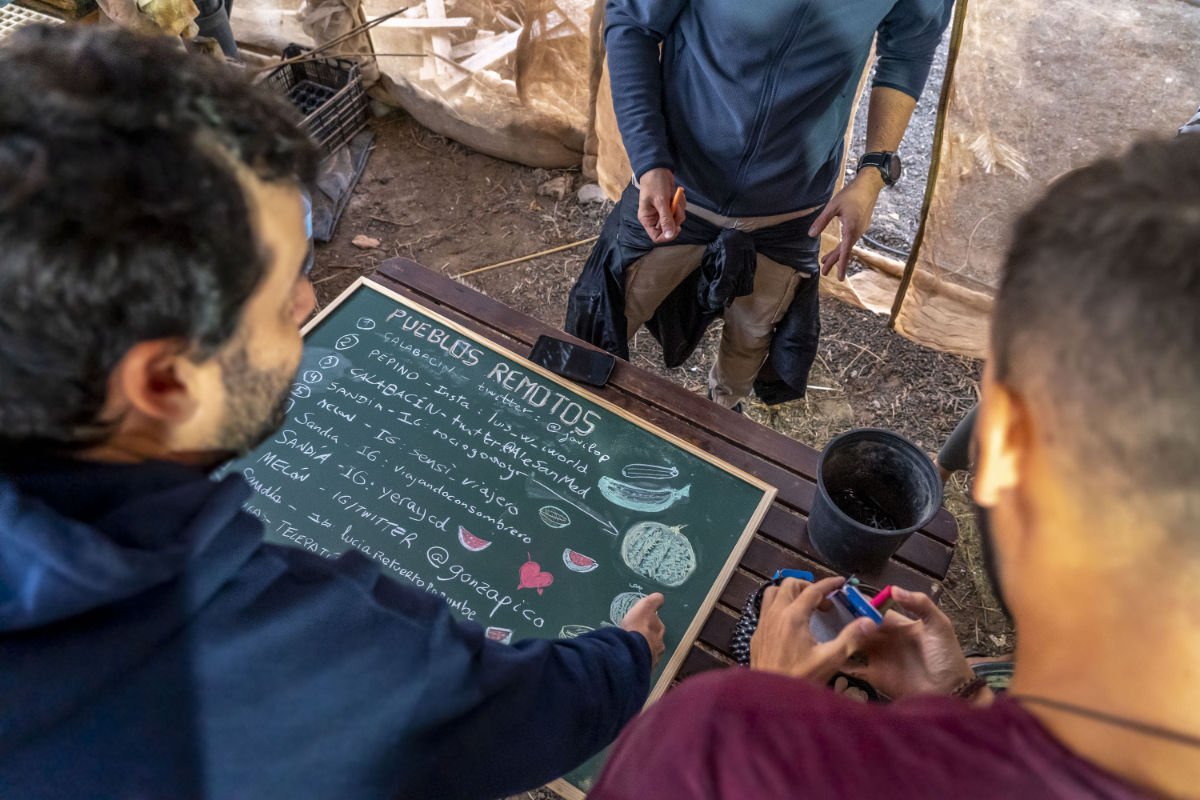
(109, 339), (200, 425)
(972, 366), (1031, 508)
(293, 276), (316, 326)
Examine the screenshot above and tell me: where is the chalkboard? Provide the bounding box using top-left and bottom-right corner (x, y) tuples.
(222, 277), (775, 798)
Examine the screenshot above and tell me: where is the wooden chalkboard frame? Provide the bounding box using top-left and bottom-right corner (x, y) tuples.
(306, 276), (776, 799)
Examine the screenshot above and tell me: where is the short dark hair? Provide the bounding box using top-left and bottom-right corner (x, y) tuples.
(0, 25), (319, 451)
(993, 135), (1200, 531)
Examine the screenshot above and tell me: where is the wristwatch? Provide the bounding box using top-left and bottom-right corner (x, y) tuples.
(857, 151), (903, 187)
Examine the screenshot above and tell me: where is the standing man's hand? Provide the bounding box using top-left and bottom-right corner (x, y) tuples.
(638, 167), (686, 243)
(750, 576), (874, 684)
(844, 587), (988, 704)
(808, 170), (884, 281)
(621, 592), (666, 667)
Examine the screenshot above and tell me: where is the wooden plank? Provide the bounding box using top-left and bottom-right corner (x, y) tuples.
(436, 28), (521, 91)
(676, 644), (729, 679)
(718, 569), (762, 610)
(422, 0), (454, 81)
(697, 604), (740, 659)
(450, 30), (499, 59)
(922, 508), (959, 546)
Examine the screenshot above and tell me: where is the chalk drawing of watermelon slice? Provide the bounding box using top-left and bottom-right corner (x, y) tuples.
(562, 548), (599, 573)
(457, 525), (492, 552)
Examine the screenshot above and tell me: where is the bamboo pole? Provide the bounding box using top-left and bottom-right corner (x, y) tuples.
(453, 236), (600, 278)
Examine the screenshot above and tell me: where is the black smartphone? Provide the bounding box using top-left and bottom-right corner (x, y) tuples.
(529, 335), (615, 387)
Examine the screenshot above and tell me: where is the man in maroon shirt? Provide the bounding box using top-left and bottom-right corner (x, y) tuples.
(591, 135), (1200, 799)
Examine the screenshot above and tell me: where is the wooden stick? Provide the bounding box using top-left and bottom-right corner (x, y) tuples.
(453, 235), (600, 278)
(365, 16), (473, 28)
(248, 5), (412, 74)
(850, 243), (994, 313)
(821, 231), (995, 314)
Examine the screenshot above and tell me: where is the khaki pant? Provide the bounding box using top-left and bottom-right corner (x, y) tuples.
(624, 202), (817, 409)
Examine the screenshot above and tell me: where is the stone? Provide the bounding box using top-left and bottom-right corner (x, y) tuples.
(352, 235), (381, 250)
(537, 174), (573, 201)
(576, 183), (608, 205)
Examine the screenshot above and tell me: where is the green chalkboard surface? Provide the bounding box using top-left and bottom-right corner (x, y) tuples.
(222, 277), (775, 797)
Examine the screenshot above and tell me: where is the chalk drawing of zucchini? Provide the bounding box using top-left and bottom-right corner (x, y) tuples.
(538, 505), (572, 529)
(598, 476), (690, 513)
(621, 463), (680, 481)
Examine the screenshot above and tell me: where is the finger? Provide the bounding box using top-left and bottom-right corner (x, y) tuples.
(774, 576), (812, 608)
(808, 205), (835, 238)
(826, 617), (876, 661)
(638, 201), (662, 237)
(758, 585), (780, 622)
(891, 587), (939, 622)
(791, 576), (846, 618)
(655, 195), (678, 240)
(838, 241), (850, 282)
(820, 249), (839, 277)
(879, 608), (917, 629)
(628, 592), (665, 619)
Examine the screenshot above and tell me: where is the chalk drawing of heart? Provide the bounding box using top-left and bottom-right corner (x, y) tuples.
(517, 553), (554, 596)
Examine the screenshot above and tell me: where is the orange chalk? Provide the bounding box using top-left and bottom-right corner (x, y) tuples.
(670, 186), (684, 216)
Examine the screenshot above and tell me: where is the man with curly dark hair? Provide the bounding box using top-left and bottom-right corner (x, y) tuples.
(0, 26), (663, 800)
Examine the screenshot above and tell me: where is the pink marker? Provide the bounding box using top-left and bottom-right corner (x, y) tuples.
(870, 585), (895, 611)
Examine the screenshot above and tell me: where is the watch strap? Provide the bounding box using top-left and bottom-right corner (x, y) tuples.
(858, 151), (897, 186)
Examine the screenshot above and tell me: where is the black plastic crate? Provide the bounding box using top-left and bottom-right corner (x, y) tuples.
(264, 46), (369, 158)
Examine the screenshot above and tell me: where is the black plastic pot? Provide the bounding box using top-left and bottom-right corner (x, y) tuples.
(808, 428), (943, 573)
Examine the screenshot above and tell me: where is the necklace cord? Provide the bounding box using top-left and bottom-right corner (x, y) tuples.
(1014, 694), (1200, 750)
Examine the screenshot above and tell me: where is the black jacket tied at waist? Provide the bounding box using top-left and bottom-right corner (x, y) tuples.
(565, 183), (822, 405)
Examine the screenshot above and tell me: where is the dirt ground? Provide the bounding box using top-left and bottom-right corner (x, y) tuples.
(309, 107), (1012, 665)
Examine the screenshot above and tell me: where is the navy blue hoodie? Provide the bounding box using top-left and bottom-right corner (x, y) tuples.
(606, 0), (953, 216)
(0, 458), (650, 799)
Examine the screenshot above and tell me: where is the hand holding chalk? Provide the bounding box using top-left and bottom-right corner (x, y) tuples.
(637, 168), (685, 243)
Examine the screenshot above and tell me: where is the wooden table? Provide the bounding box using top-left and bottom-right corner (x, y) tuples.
(373, 258), (958, 679)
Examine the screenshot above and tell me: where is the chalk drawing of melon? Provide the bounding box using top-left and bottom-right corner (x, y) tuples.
(539, 505), (571, 529)
(457, 525), (492, 552)
(620, 521), (696, 587)
(562, 548), (599, 573)
(609, 591), (646, 625)
(559, 624), (594, 639)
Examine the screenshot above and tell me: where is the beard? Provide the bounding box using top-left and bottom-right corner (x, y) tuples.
(214, 338), (296, 457)
(974, 502), (1015, 624)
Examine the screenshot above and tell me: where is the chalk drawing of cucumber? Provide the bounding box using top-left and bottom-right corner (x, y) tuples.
(609, 591), (646, 626)
(526, 474), (619, 537)
(621, 521), (697, 587)
(598, 476), (690, 513)
(621, 463), (680, 481)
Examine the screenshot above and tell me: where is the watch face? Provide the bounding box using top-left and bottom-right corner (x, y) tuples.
(886, 153), (903, 184)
